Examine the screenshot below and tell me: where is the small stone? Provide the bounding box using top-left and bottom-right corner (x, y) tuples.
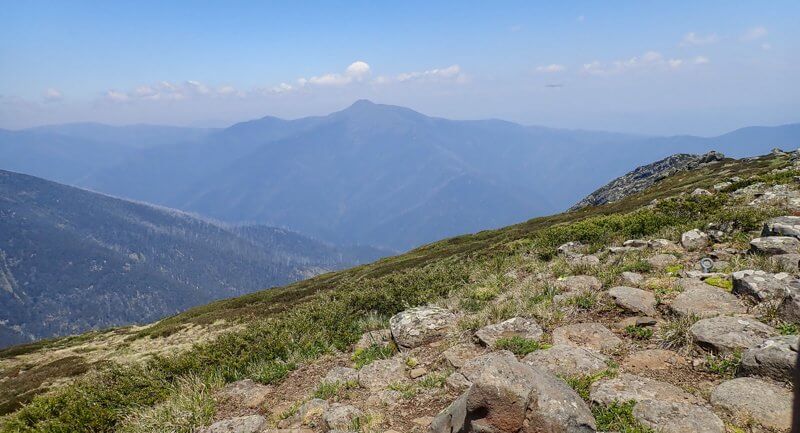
(608, 286), (657, 316)
(202, 415), (266, 433)
(409, 367), (427, 379)
(322, 404), (364, 432)
(622, 349), (686, 373)
(750, 236), (800, 255)
(740, 335), (798, 382)
(690, 316), (776, 354)
(442, 342), (485, 369)
(669, 279), (745, 318)
(681, 229), (709, 251)
(552, 322), (623, 353)
(691, 188), (712, 196)
(620, 271), (644, 287)
(646, 253), (679, 270)
(522, 344), (609, 377)
(711, 377), (792, 431)
(412, 416), (434, 426)
(557, 241), (587, 257)
(358, 358), (407, 390)
(389, 306), (455, 350)
(623, 239), (649, 248)
(474, 317), (543, 348)
(649, 239), (682, 252)
(354, 329), (392, 351)
(567, 254), (600, 267)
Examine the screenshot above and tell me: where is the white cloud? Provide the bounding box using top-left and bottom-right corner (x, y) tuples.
(583, 50), (707, 75)
(694, 56), (710, 65)
(305, 61), (372, 86)
(680, 32), (719, 46)
(741, 26), (767, 41)
(668, 59), (683, 69)
(381, 65), (465, 84)
(105, 90), (129, 102)
(43, 88), (62, 102)
(536, 64), (566, 73)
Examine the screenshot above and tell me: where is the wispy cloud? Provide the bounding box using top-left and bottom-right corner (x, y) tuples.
(741, 26), (767, 41)
(375, 65), (466, 84)
(582, 50), (706, 75)
(535, 64), (566, 73)
(680, 32), (719, 46)
(42, 88), (62, 102)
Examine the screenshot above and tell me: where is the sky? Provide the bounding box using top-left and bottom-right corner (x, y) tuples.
(1, 1), (798, 135)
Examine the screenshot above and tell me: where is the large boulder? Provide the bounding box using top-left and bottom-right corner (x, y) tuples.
(740, 335), (798, 382)
(358, 358), (407, 390)
(389, 306), (455, 350)
(669, 279), (744, 318)
(690, 316), (776, 354)
(607, 286), (657, 316)
(202, 415), (266, 433)
(779, 282), (800, 323)
(750, 236), (800, 255)
(732, 270), (793, 302)
(710, 377), (792, 431)
(474, 317), (543, 348)
(552, 323), (622, 353)
(523, 344), (609, 377)
(681, 229), (709, 251)
(762, 215), (800, 238)
(431, 352), (595, 433)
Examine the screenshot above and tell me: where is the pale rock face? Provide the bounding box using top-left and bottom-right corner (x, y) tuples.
(389, 306), (455, 350)
(690, 316), (776, 354)
(322, 366), (359, 385)
(622, 349), (686, 373)
(691, 188), (712, 196)
(740, 335), (798, 382)
(551, 322), (623, 353)
(633, 400), (724, 433)
(322, 403), (364, 432)
(732, 269), (794, 302)
(779, 282), (800, 322)
(750, 236), (800, 255)
(620, 271), (644, 287)
(216, 379), (271, 408)
(607, 286), (657, 316)
(553, 275), (602, 303)
(354, 329), (392, 351)
(442, 342), (486, 369)
(681, 229), (709, 251)
(669, 279), (745, 318)
(522, 344), (609, 377)
(645, 253), (678, 270)
(711, 377), (793, 431)
(357, 358), (407, 390)
(590, 373), (698, 406)
(474, 317), (543, 348)
(762, 215), (800, 238)
(202, 415), (266, 433)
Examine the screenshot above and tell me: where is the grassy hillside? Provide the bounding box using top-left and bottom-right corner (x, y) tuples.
(0, 152), (792, 432)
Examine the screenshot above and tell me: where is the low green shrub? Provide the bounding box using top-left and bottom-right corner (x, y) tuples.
(494, 336), (550, 356)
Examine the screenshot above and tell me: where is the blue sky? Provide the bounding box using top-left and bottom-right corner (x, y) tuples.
(1, 1), (798, 134)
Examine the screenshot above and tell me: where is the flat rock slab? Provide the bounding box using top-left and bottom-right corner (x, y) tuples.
(389, 306), (455, 350)
(322, 366), (359, 385)
(681, 229), (709, 251)
(732, 270), (793, 302)
(522, 344), (609, 377)
(443, 342), (486, 369)
(608, 286), (657, 316)
(474, 317), (543, 348)
(740, 335), (799, 383)
(634, 400), (724, 433)
(750, 236), (800, 255)
(322, 403), (364, 432)
(552, 322), (623, 353)
(202, 415), (266, 433)
(711, 377), (792, 431)
(620, 271), (644, 287)
(779, 282), (800, 323)
(216, 379), (271, 408)
(762, 215), (800, 238)
(354, 329), (392, 351)
(590, 373), (699, 405)
(670, 279), (745, 318)
(690, 316), (776, 354)
(646, 253), (679, 270)
(622, 349), (686, 373)
(553, 275), (602, 302)
(358, 358), (407, 390)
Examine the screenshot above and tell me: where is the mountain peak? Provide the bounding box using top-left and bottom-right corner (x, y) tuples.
(349, 99), (376, 108)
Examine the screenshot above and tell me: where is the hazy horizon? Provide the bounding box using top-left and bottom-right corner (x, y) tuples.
(2, 1), (798, 135)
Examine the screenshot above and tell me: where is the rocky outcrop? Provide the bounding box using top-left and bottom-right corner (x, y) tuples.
(389, 306), (455, 350)
(740, 335), (798, 382)
(569, 151), (724, 211)
(711, 377), (792, 431)
(474, 317), (543, 348)
(690, 316), (776, 354)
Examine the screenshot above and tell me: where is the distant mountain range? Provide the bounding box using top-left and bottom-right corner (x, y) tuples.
(0, 169), (383, 348)
(2, 100), (799, 249)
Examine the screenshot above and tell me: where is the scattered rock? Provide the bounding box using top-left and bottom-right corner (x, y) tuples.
(322, 403), (364, 432)
(710, 377), (792, 431)
(322, 366), (359, 385)
(291, 399), (329, 426)
(389, 306), (455, 350)
(365, 390), (402, 407)
(523, 344), (609, 377)
(354, 329), (392, 351)
(552, 322), (623, 353)
(691, 188), (712, 196)
(762, 215), (800, 238)
(459, 351), (518, 382)
(557, 241), (587, 257)
(615, 316), (658, 330)
(732, 269), (793, 302)
(409, 367), (427, 379)
(623, 239), (649, 248)
(779, 282), (800, 323)
(649, 238), (682, 252)
(608, 286), (657, 316)
(750, 236), (800, 255)
(554, 275), (602, 298)
(442, 343), (485, 369)
(633, 400), (724, 433)
(681, 229), (709, 251)
(669, 279), (745, 318)
(358, 358), (407, 390)
(474, 317), (543, 348)
(646, 253), (679, 270)
(690, 316), (776, 354)
(202, 415), (266, 433)
(216, 379), (271, 408)
(622, 349), (686, 373)
(445, 372), (471, 393)
(740, 335), (798, 382)
(620, 271), (644, 287)
(567, 254), (600, 267)
(590, 373), (698, 406)
(713, 181), (732, 191)
(772, 253), (800, 271)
